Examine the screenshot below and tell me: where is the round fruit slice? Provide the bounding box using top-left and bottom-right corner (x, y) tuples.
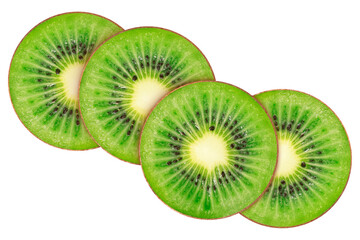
(140, 81), (277, 219)
(242, 90), (351, 227)
(9, 12), (123, 150)
(79, 27), (215, 164)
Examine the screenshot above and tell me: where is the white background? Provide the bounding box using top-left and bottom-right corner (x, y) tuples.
(1, 1), (359, 239)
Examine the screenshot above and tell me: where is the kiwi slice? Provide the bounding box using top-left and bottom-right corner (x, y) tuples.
(140, 81), (277, 219)
(79, 27), (214, 164)
(242, 90), (351, 227)
(9, 12), (123, 150)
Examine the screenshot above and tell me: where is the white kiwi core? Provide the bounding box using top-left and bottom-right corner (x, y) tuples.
(189, 133), (228, 171)
(60, 63), (84, 101)
(275, 138), (301, 177)
(131, 79), (168, 116)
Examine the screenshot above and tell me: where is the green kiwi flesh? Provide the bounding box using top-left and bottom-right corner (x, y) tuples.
(79, 28), (215, 164)
(140, 81), (277, 219)
(9, 12), (123, 150)
(242, 90), (351, 227)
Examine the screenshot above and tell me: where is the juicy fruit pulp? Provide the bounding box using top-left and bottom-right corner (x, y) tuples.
(9, 12), (122, 150)
(242, 90), (351, 227)
(79, 27), (215, 164)
(140, 82), (277, 219)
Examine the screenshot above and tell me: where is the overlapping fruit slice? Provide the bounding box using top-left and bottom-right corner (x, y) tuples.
(79, 27), (215, 164)
(242, 90), (351, 227)
(140, 81), (277, 219)
(9, 12), (122, 149)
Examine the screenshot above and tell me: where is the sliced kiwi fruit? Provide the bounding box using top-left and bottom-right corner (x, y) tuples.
(242, 90), (351, 227)
(140, 81), (277, 219)
(79, 27), (215, 164)
(9, 12), (123, 150)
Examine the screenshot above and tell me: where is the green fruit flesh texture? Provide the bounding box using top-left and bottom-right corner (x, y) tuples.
(243, 90), (351, 227)
(140, 82), (277, 219)
(9, 13), (122, 150)
(80, 28), (214, 163)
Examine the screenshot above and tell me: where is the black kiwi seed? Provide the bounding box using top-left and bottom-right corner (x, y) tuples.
(273, 115), (277, 120)
(173, 145), (181, 150)
(132, 75), (137, 81)
(281, 180), (286, 185)
(301, 162), (306, 167)
(55, 69), (60, 74)
(76, 120), (80, 125)
(209, 126), (215, 131)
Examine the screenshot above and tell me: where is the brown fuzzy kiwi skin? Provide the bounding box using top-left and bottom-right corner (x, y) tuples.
(240, 89), (352, 228)
(138, 80), (279, 220)
(8, 11), (124, 151)
(78, 27), (216, 164)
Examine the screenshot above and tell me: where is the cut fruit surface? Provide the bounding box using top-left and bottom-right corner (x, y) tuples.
(242, 90), (351, 227)
(140, 81), (277, 219)
(9, 12), (123, 150)
(79, 27), (214, 164)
